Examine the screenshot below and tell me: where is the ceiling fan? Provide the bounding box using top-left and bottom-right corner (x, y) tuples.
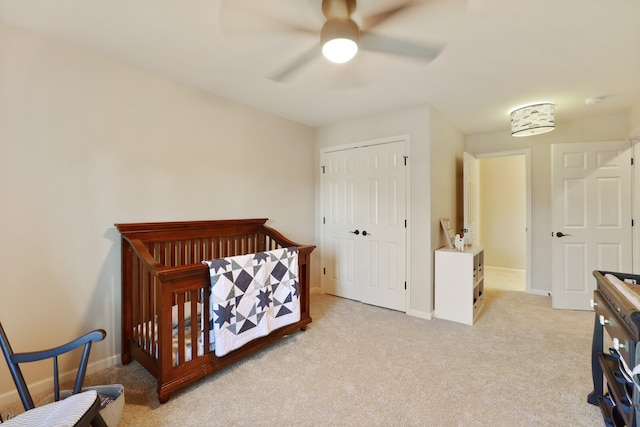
(258, 0), (446, 82)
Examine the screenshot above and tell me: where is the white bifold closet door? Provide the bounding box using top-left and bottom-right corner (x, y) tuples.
(321, 139), (407, 312)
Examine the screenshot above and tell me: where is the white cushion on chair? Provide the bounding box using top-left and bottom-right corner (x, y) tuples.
(3, 390), (97, 427)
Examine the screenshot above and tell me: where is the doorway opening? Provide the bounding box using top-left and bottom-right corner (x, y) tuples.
(476, 151), (530, 293)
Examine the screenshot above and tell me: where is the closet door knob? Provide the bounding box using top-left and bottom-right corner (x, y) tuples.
(362, 230), (371, 236)
(349, 230), (360, 235)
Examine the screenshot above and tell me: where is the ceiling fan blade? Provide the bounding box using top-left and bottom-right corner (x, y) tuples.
(360, 0), (425, 31)
(360, 32), (443, 61)
(219, 0), (319, 37)
(268, 44), (321, 82)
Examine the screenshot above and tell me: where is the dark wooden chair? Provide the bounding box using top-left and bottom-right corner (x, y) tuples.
(0, 322), (108, 426)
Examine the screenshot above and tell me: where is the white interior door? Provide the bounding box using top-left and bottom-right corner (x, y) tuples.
(322, 147), (359, 301)
(463, 152), (479, 246)
(358, 142), (407, 310)
(551, 141), (632, 310)
(321, 139), (407, 312)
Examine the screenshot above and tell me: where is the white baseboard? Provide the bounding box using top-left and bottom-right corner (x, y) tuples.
(529, 288), (551, 297)
(485, 266), (526, 274)
(0, 354), (120, 407)
(313, 286), (433, 319)
(407, 308), (432, 320)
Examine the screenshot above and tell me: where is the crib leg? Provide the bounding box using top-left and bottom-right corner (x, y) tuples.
(121, 352), (131, 365)
(158, 388), (171, 404)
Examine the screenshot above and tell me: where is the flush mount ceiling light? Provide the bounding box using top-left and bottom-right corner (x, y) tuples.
(510, 103), (555, 137)
(321, 0), (359, 64)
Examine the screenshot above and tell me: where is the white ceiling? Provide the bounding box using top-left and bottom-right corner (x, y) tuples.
(1, 0), (639, 135)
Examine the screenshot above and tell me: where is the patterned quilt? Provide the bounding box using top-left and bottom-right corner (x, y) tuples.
(203, 247), (300, 357)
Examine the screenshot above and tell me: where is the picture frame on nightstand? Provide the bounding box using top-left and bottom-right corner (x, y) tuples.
(440, 218), (455, 249)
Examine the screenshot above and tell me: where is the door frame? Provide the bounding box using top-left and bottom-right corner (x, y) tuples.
(633, 133), (640, 275)
(319, 134), (411, 312)
(475, 149), (532, 293)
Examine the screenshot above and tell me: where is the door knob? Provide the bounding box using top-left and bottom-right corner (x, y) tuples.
(349, 230), (360, 235)
(555, 231), (572, 238)
(362, 230), (371, 236)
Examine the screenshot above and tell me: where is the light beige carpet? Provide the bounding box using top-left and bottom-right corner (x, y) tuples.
(3, 287), (603, 426)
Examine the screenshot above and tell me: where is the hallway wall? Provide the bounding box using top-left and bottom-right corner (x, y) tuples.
(479, 155), (526, 270)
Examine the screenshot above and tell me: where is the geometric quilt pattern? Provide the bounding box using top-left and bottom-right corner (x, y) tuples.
(203, 247), (300, 357)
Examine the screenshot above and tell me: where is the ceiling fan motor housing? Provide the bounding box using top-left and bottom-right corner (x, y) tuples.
(321, 0), (359, 46)
(320, 18), (360, 46)
(322, 0), (356, 19)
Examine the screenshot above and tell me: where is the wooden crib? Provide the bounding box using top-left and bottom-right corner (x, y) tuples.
(115, 219), (315, 403)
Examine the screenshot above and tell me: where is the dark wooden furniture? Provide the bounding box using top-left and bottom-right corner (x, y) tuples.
(0, 322), (107, 426)
(115, 218), (315, 403)
(588, 270), (640, 427)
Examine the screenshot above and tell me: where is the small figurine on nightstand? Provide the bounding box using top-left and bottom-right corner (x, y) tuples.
(454, 234), (465, 252)
(462, 228), (472, 247)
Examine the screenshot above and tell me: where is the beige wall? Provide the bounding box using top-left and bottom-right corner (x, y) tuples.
(0, 23), (316, 402)
(428, 107), (466, 253)
(629, 100), (640, 135)
(315, 105), (464, 318)
(466, 114), (629, 294)
(479, 156), (526, 270)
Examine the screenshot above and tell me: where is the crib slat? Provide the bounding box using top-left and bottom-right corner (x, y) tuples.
(202, 287), (210, 358)
(175, 293), (185, 366)
(144, 269), (152, 353)
(180, 240), (186, 266)
(189, 296), (199, 359)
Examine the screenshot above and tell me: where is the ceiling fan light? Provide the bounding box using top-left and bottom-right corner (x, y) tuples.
(322, 38), (358, 63)
(321, 18), (360, 64)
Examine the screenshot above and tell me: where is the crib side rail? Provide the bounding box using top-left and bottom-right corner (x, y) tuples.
(120, 236), (209, 368)
(260, 224), (315, 256)
(157, 265), (211, 382)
